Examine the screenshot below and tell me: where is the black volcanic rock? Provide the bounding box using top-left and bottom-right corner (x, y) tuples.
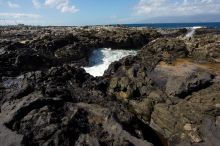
(0, 65), (161, 146)
(191, 35), (220, 62)
(104, 33), (219, 145)
(0, 26), (160, 77)
(140, 38), (188, 64)
(157, 28), (188, 38)
(0, 26), (220, 146)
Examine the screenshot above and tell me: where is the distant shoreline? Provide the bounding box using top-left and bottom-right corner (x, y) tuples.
(1, 22), (220, 29)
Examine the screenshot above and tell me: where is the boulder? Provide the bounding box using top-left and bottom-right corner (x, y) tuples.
(149, 60), (214, 98)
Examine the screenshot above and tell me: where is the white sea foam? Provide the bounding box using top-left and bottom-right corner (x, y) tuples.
(185, 26), (205, 38)
(83, 48), (137, 77)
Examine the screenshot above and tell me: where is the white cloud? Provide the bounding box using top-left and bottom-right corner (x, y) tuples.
(0, 12), (41, 25)
(135, 0), (220, 17)
(0, 13), (40, 19)
(45, 0), (79, 13)
(32, 0), (41, 9)
(8, 1), (20, 8)
(110, 15), (145, 24)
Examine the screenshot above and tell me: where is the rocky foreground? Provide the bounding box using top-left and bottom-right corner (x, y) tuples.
(0, 26), (220, 146)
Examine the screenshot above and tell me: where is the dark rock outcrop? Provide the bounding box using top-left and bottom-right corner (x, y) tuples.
(1, 26), (220, 146)
(149, 60), (214, 98)
(151, 82), (220, 145)
(0, 65), (163, 146)
(0, 26), (160, 77)
(104, 34), (219, 145)
(184, 29), (220, 63)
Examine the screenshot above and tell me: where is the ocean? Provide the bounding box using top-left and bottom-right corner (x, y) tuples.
(123, 22), (220, 29)
(83, 22), (220, 77)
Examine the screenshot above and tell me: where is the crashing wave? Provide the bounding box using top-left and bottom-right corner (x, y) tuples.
(83, 48), (137, 77)
(185, 26), (205, 38)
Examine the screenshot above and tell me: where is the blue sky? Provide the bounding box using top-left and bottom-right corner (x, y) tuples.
(0, 0), (220, 25)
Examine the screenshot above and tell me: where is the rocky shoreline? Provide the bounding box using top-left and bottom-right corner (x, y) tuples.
(0, 26), (219, 146)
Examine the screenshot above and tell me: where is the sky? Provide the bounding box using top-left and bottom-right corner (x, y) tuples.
(0, 0), (220, 26)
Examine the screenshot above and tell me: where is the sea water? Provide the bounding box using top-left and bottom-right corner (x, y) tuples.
(83, 22), (220, 77)
(83, 48), (137, 77)
(123, 22), (220, 29)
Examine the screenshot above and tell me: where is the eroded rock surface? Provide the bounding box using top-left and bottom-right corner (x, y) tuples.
(0, 26), (220, 146)
(0, 26), (160, 77)
(0, 65), (160, 146)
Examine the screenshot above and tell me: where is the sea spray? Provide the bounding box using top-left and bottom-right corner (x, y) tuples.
(185, 26), (204, 38)
(83, 48), (137, 77)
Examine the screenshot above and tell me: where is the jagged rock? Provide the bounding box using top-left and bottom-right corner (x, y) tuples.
(157, 28), (187, 38)
(0, 26), (160, 77)
(192, 41), (220, 62)
(1, 26), (220, 146)
(169, 116), (220, 146)
(129, 90), (165, 122)
(195, 28), (220, 36)
(1, 90), (156, 146)
(0, 65), (165, 146)
(185, 32), (220, 62)
(75, 134), (100, 146)
(15, 52), (52, 71)
(54, 44), (87, 61)
(140, 38), (188, 64)
(15, 102), (154, 146)
(150, 82), (220, 144)
(107, 61), (155, 101)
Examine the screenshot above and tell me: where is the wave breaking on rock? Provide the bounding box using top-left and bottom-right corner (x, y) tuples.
(83, 48), (137, 76)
